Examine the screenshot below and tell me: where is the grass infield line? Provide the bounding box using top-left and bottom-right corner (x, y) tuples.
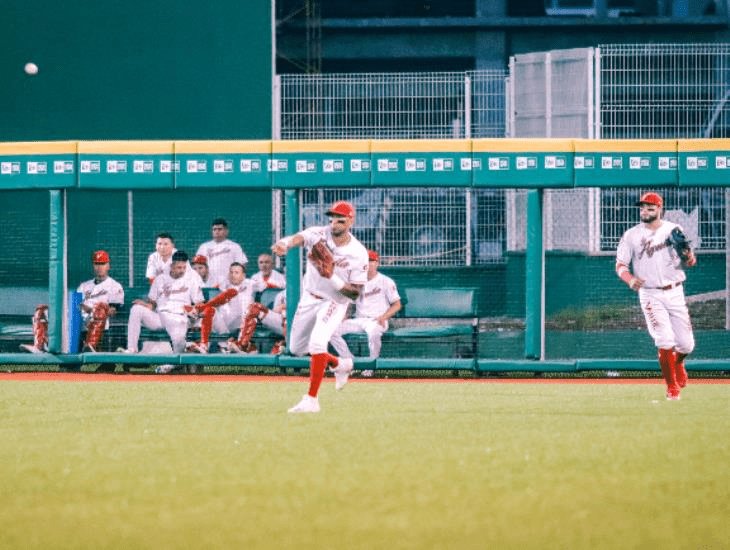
(1, 372), (729, 384)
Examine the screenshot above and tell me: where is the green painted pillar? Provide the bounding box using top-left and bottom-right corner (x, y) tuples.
(524, 189), (544, 360)
(284, 189), (301, 345)
(48, 190), (66, 353)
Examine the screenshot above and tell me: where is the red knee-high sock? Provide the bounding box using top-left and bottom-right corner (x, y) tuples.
(658, 348), (679, 396)
(675, 351), (688, 388)
(200, 307), (215, 345)
(308, 353), (329, 398)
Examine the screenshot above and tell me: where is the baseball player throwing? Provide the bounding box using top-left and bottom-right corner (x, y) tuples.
(330, 249), (401, 375)
(616, 192), (697, 400)
(272, 200), (368, 413)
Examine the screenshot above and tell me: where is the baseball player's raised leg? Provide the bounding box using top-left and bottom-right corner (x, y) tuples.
(83, 303), (111, 352)
(639, 295), (680, 398)
(20, 304), (49, 353)
(160, 312), (188, 353)
(126, 304), (163, 352)
(329, 318), (362, 359)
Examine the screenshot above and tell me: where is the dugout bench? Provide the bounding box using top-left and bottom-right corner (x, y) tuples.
(336, 287), (479, 375)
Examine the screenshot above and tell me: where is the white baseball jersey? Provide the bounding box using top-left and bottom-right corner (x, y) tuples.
(145, 250), (202, 285)
(217, 277), (255, 320)
(298, 225), (369, 304)
(250, 269), (286, 293)
(354, 273), (400, 318)
(616, 220), (688, 288)
(195, 239), (247, 283)
(77, 276), (125, 308)
(199, 273), (222, 289)
(148, 270), (204, 315)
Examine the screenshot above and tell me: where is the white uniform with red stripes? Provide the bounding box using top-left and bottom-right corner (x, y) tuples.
(330, 272), (400, 359)
(127, 269), (204, 353)
(616, 220), (695, 354)
(288, 225), (368, 355)
(196, 239), (247, 283)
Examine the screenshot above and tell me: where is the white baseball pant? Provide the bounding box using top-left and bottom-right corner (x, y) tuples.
(638, 286), (695, 354)
(127, 305), (189, 353)
(330, 317), (387, 359)
(211, 309), (241, 336)
(288, 292), (349, 356)
(261, 310), (284, 335)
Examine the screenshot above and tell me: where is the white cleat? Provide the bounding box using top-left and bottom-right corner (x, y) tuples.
(331, 357), (354, 391)
(19, 344), (43, 354)
(287, 394), (320, 413)
(115, 347), (135, 353)
(155, 364), (175, 374)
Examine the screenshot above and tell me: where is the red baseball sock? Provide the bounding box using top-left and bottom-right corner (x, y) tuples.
(308, 353), (328, 397)
(658, 348), (679, 396)
(674, 351), (688, 388)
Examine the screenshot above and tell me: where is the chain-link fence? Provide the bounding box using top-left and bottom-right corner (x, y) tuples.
(277, 71), (507, 140)
(598, 43), (730, 139)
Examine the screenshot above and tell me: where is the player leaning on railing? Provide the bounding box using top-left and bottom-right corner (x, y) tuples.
(615, 192), (697, 401)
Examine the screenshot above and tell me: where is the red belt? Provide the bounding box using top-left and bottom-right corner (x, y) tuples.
(659, 281), (683, 291)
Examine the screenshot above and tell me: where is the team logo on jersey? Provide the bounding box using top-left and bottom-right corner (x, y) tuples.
(638, 237), (670, 259)
(161, 284), (189, 298)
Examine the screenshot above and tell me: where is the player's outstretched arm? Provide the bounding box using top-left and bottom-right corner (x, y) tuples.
(272, 235), (305, 256)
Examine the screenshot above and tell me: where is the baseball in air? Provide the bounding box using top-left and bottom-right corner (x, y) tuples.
(24, 62), (39, 75)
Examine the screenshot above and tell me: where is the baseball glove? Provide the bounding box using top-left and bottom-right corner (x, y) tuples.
(666, 227), (692, 260)
(308, 241), (335, 278)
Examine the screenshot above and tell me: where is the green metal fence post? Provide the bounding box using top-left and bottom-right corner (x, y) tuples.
(284, 189), (301, 345)
(48, 190), (66, 353)
(525, 189), (544, 360)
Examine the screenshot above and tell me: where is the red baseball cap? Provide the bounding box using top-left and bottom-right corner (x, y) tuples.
(191, 255), (208, 265)
(326, 200), (355, 218)
(92, 250), (110, 264)
(367, 250), (379, 262)
(636, 192), (663, 207)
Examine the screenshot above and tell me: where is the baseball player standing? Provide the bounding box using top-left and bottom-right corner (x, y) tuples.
(615, 192), (697, 400)
(196, 218), (247, 283)
(330, 249), (401, 375)
(145, 232), (177, 284)
(123, 251), (204, 365)
(272, 200), (369, 413)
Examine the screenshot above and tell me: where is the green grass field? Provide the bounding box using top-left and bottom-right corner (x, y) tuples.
(1, 378), (728, 549)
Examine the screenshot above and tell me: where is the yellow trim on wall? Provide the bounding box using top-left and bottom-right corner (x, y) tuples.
(0, 141), (78, 155)
(573, 139), (677, 153)
(370, 139), (471, 153)
(678, 139), (730, 152)
(272, 139), (370, 153)
(78, 141), (174, 154)
(174, 140), (271, 154)
(472, 139), (573, 153)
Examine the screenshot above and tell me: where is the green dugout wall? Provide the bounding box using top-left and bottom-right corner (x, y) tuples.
(0, 138), (728, 369)
(0, 0), (273, 141)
